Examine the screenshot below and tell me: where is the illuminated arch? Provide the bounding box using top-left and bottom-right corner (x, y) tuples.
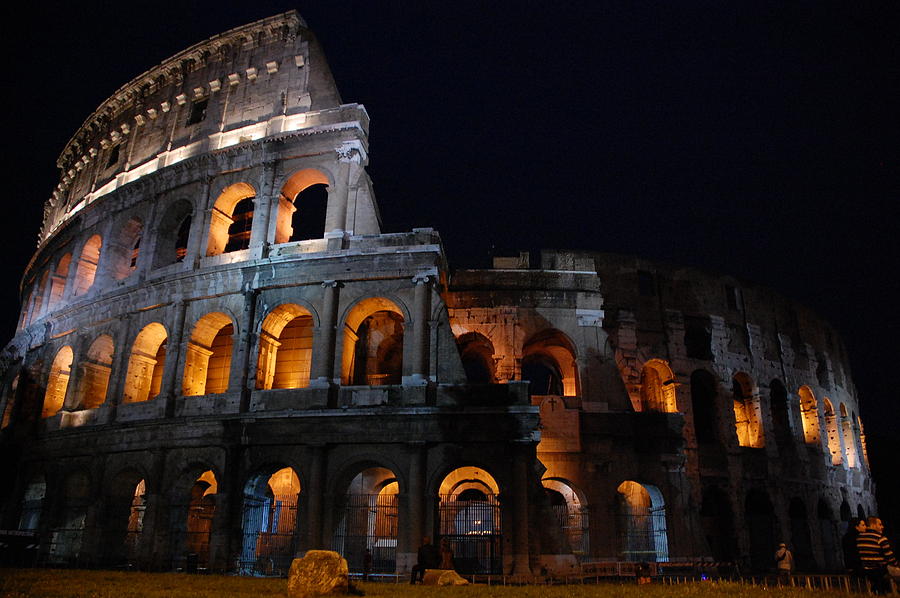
(275, 168), (330, 243)
(522, 329), (579, 397)
(183, 312), (235, 396)
(332, 466), (399, 574)
(42, 346), (73, 418)
(438, 466), (502, 574)
(639, 359), (677, 412)
(542, 478), (590, 557)
(257, 304), (314, 390)
(75, 334), (114, 409)
(840, 403), (858, 468)
(732, 372), (764, 448)
(341, 297), (405, 386)
(823, 399), (842, 466)
(171, 469), (218, 571)
(153, 200), (194, 269)
(239, 466), (301, 575)
(616, 481), (668, 562)
(122, 323), (167, 403)
(47, 253), (72, 312)
(73, 235), (102, 296)
(456, 331), (496, 384)
(798, 386), (820, 445)
(206, 182), (256, 256)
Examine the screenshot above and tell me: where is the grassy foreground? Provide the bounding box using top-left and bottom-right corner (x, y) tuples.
(0, 569), (855, 598)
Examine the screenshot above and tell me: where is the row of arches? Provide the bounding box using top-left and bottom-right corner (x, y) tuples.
(21, 169), (333, 331)
(15, 464), (667, 572)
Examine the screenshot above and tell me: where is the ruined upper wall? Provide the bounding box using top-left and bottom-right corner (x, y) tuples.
(42, 11), (346, 245)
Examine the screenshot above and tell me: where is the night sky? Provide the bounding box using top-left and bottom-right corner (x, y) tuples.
(4, 2), (899, 513)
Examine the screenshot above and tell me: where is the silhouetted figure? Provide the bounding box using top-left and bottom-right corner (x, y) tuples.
(857, 517), (898, 595)
(775, 543), (794, 585)
(843, 517), (866, 583)
(410, 536), (440, 584)
(439, 537), (454, 570)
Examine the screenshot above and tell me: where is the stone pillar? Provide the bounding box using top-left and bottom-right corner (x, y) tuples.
(311, 281), (341, 386)
(191, 176), (213, 267)
(399, 442), (425, 573)
(252, 160), (277, 256)
(325, 142), (366, 247)
(403, 274), (432, 385)
(238, 289), (259, 413)
(161, 300), (188, 418)
(510, 445), (533, 575)
(305, 445), (326, 550)
(209, 446), (240, 573)
(107, 314), (133, 422)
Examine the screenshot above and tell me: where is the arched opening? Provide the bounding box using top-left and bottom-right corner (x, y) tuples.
(42, 346), (73, 418)
(745, 490), (776, 572)
(769, 379), (792, 447)
(28, 271), (49, 323)
(275, 169), (330, 243)
(257, 304), (314, 390)
(438, 467), (502, 574)
(817, 499), (840, 570)
(456, 332), (496, 384)
(789, 498), (814, 571)
(639, 359), (677, 412)
(823, 399), (842, 466)
(122, 323), (167, 403)
(690, 369), (719, 445)
(47, 253), (72, 312)
(18, 474), (46, 531)
(75, 334), (114, 409)
(111, 218), (144, 280)
(342, 298), (404, 386)
(100, 473), (146, 568)
(542, 479), (589, 559)
(239, 467), (300, 576)
(700, 486), (736, 562)
(798, 386), (820, 445)
(51, 470), (91, 565)
(206, 183), (256, 256)
(732, 373), (764, 447)
(183, 313), (234, 396)
(332, 467), (399, 574)
(856, 505), (866, 521)
(521, 330), (578, 397)
(840, 403), (858, 468)
(171, 470), (217, 572)
(857, 415), (870, 468)
(73, 235), (102, 296)
(616, 481), (668, 562)
(153, 200), (193, 269)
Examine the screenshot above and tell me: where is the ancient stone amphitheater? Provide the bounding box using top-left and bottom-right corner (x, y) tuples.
(0, 11), (877, 577)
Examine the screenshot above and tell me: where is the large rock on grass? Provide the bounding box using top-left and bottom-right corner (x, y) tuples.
(287, 550), (350, 598)
(422, 569), (469, 586)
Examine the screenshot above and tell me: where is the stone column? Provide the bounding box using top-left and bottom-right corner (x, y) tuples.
(238, 289), (259, 413)
(325, 142), (366, 247)
(311, 281), (341, 386)
(190, 176), (213, 267)
(404, 274), (432, 385)
(510, 445), (533, 575)
(305, 445), (326, 550)
(399, 442), (426, 573)
(161, 300), (188, 418)
(252, 160), (277, 257)
(107, 314), (133, 422)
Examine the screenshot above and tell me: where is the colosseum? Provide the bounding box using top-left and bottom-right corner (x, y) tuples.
(0, 11), (877, 577)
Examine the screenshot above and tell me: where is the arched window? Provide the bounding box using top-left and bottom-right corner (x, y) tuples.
(73, 235), (102, 295)
(153, 200), (194, 269)
(111, 218), (143, 280)
(333, 467), (399, 575)
(789, 498), (814, 570)
(183, 313), (234, 395)
(240, 467), (301, 575)
(521, 330), (578, 397)
(206, 183), (256, 256)
(639, 359), (677, 412)
(840, 403), (858, 468)
(342, 298), (404, 386)
(745, 490), (776, 571)
(42, 346), (74, 418)
(823, 399), (842, 466)
(75, 335), (114, 409)
(122, 323), (167, 403)
(176, 470), (217, 571)
(700, 487), (736, 562)
(616, 481), (668, 562)
(257, 304), (314, 390)
(29, 271), (49, 323)
(47, 253), (72, 312)
(857, 415), (870, 468)
(456, 332), (496, 384)
(769, 379), (792, 446)
(798, 386), (820, 445)
(275, 169), (330, 243)
(438, 467), (502, 574)
(542, 479), (590, 558)
(690, 369), (719, 444)
(732, 373), (764, 448)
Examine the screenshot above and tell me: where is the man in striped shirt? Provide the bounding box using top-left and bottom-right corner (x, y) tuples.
(856, 517), (897, 594)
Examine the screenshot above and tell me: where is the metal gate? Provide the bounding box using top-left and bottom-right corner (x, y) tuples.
(617, 505), (668, 562)
(332, 493), (398, 573)
(239, 495), (298, 575)
(439, 494), (502, 574)
(551, 504), (590, 559)
(169, 500), (215, 571)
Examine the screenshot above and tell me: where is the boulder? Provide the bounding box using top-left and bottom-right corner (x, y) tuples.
(287, 550), (350, 598)
(422, 569), (469, 586)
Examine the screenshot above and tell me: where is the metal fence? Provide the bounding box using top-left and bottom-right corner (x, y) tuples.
(238, 496), (298, 576)
(332, 493), (398, 573)
(439, 494), (502, 574)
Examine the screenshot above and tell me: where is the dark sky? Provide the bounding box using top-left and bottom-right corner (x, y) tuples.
(3, 3), (898, 450)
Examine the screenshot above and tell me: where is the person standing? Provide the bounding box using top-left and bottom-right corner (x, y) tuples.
(857, 517), (898, 595)
(410, 536), (440, 584)
(842, 518), (866, 583)
(775, 543), (794, 585)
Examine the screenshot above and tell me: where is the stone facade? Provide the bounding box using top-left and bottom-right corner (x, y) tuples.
(0, 11), (875, 576)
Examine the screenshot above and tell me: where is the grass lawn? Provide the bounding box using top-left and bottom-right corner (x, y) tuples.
(0, 569), (857, 598)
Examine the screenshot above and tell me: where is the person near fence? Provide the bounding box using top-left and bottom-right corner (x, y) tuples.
(842, 517), (866, 581)
(410, 536), (440, 584)
(774, 543), (794, 585)
(439, 537), (454, 570)
(857, 517), (898, 595)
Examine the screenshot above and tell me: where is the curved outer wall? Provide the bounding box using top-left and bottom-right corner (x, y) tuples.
(0, 12), (877, 576)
